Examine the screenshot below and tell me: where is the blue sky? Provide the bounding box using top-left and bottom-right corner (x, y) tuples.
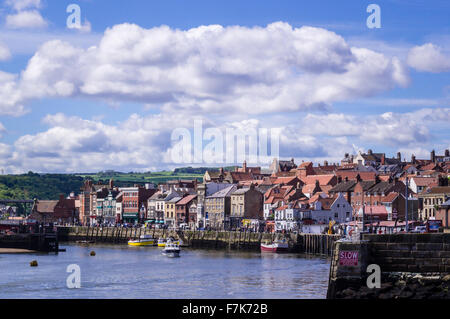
(0, 0), (449, 173)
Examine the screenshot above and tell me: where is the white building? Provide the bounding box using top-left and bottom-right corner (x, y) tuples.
(274, 202), (310, 232)
(309, 193), (352, 224)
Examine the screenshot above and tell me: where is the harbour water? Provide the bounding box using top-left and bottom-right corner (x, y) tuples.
(0, 243), (330, 299)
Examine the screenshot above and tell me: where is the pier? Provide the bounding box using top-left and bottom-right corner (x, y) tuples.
(0, 223), (60, 253)
(57, 226), (341, 256)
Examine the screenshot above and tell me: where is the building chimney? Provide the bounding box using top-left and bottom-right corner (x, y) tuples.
(243, 160), (247, 172)
(375, 175), (380, 184)
(397, 152), (401, 161)
(324, 160), (328, 166)
(445, 149), (450, 157)
(368, 149), (373, 155)
(219, 167), (224, 175)
(59, 194), (65, 202)
(109, 179), (114, 189)
(431, 150), (436, 163)
(381, 154), (385, 165)
(411, 154), (416, 164)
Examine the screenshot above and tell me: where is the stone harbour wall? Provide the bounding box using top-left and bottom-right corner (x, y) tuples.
(364, 233), (450, 273)
(57, 226), (341, 255)
(327, 233), (450, 299)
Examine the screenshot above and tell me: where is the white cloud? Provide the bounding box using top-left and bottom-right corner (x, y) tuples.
(1, 107), (448, 173)
(4, 0), (46, 30)
(7, 112), (208, 173)
(0, 70), (27, 116)
(299, 108), (450, 147)
(0, 43), (11, 61)
(0, 22), (409, 116)
(0, 122), (5, 138)
(6, 10), (47, 29)
(407, 43), (450, 73)
(5, 0), (42, 11)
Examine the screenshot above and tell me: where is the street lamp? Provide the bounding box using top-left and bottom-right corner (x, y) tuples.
(405, 176), (409, 233)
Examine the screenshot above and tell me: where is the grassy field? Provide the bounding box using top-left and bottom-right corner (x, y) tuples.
(75, 171), (204, 186)
(76, 166), (239, 186)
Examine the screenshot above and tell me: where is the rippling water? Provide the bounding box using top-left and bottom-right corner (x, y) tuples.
(0, 243), (330, 299)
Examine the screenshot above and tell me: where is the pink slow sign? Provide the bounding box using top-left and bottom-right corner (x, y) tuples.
(339, 251), (358, 266)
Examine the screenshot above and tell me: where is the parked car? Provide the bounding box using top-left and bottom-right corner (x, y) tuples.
(411, 225), (427, 233)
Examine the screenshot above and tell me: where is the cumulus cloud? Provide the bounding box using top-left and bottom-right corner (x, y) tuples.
(7, 112), (208, 173)
(6, 10), (47, 29)
(1, 107), (448, 173)
(0, 22), (409, 116)
(407, 43), (450, 73)
(5, 0), (42, 11)
(0, 71), (27, 116)
(0, 122), (5, 138)
(0, 43), (11, 61)
(299, 108), (450, 147)
(5, 0), (47, 30)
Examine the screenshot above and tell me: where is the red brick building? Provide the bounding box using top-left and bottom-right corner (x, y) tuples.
(121, 186), (157, 224)
(28, 195), (76, 224)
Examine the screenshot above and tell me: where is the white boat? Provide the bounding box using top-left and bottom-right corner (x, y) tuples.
(162, 241), (180, 257)
(260, 240), (289, 253)
(158, 237), (183, 247)
(128, 234), (156, 246)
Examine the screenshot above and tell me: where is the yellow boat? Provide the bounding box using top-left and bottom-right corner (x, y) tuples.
(128, 235), (156, 246)
(157, 238), (167, 247)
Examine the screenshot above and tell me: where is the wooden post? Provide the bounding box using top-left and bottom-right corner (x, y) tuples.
(307, 235), (310, 254)
(238, 231), (241, 248)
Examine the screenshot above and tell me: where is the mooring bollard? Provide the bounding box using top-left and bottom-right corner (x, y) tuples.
(30, 260), (38, 267)
(90, 251), (96, 256)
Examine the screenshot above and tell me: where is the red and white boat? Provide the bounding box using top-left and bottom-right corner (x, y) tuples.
(260, 240), (289, 253)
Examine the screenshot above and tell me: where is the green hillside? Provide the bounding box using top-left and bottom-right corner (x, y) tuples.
(0, 166), (240, 203)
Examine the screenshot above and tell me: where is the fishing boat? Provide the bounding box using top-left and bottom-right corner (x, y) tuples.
(158, 237), (182, 247)
(162, 241), (180, 257)
(157, 238), (166, 247)
(127, 234), (156, 246)
(260, 239), (289, 253)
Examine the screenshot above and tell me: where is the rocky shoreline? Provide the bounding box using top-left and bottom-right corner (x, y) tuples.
(335, 273), (450, 299)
